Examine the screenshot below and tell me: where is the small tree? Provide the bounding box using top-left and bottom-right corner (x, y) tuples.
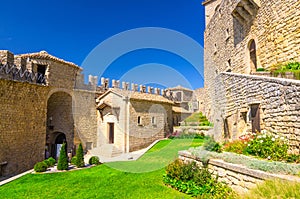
(57, 143), (68, 170)
(76, 143), (85, 168)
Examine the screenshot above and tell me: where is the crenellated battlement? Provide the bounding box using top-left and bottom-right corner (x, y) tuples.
(0, 50), (46, 84)
(0, 49), (191, 103)
(96, 77), (179, 101)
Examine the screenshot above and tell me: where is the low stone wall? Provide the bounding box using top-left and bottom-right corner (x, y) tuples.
(178, 150), (300, 195)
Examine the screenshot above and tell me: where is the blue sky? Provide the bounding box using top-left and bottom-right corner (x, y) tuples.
(1, 0), (205, 89)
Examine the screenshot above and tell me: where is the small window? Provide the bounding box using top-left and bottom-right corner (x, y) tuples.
(249, 39), (257, 73)
(214, 43), (217, 54)
(137, 116), (142, 125)
(36, 64), (46, 84)
(227, 59), (231, 67)
(226, 59), (232, 72)
(176, 92), (182, 102)
(86, 142), (92, 150)
(215, 4), (220, 13)
(151, 117), (156, 125)
(225, 28), (230, 41)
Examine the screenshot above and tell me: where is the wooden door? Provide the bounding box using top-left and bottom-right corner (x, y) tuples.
(108, 123), (114, 144)
(251, 104), (260, 133)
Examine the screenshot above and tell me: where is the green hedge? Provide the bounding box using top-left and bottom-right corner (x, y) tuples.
(163, 159), (236, 198)
(34, 162), (48, 172)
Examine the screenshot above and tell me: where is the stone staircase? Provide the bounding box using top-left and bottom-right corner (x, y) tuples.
(90, 144), (123, 158)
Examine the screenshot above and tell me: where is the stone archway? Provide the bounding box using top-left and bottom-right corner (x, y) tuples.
(46, 92), (74, 159)
(52, 133), (67, 159)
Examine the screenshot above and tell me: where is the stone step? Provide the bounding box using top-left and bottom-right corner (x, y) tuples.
(90, 144), (123, 158)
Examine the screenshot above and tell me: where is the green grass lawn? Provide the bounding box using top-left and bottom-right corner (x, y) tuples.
(0, 138), (203, 199)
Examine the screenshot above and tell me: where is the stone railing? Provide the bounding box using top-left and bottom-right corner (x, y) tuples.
(178, 150), (300, 195)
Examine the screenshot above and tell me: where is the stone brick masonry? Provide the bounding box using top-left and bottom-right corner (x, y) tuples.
(203, 0), (300, 153)
(129, 99), (173, 152)
(203, 0), (300, 121)
(213, 72), (300, 153)
(0, 79), (49, 176)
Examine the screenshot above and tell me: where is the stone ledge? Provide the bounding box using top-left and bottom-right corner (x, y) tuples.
(221, 72), (300, 86)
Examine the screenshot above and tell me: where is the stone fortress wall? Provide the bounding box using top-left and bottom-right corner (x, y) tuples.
(0, 78), (49, 177)
(0, 50), (50, 176)
(203, 0), (300, 152)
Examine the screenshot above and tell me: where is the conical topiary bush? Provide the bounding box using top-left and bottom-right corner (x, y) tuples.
(76, 143), (85, 168)
(57, 143), (69, 170)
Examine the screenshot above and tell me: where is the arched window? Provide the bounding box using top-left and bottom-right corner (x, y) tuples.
(249, 39), (257, 73)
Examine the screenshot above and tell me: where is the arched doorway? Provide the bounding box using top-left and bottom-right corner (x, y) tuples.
(249, 39), (257, 73)
(54, 133), (66, 160)
(46, 91), (74, 159)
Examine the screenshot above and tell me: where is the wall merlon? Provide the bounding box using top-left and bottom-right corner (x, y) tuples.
(0, 50), (14, 66)
(132, 83), (138, 91)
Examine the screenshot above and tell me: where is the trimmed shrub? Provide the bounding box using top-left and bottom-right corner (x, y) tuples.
(75, 143), (85, 168)
(34, 161), (48, 172)
(89, 156), (100, 165)
(44, 157), (56, 167)
(43, 159), (50, 167)
(71, 156), (78, 165)
(47, 157), (56, 167)
(57, 143), (69, 170)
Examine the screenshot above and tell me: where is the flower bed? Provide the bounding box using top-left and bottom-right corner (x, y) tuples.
(223, 130), (300, 163)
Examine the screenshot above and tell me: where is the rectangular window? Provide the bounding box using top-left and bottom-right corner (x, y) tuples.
(108, 123), (114, 144)
(86, 142), (93, 150)
(151, 116), (156, 124)
(137, 116), (142, 125)
(36, 64), (46, 84)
